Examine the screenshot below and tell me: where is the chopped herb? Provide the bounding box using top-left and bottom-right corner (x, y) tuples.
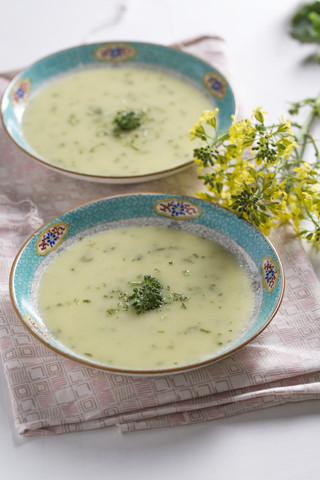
(184, 326), (199, 334)
(87, 106), (103, 116)
(118, 291), (130, 311)
(168, 291), (189, 302)
(96, 127), (108, 137)
(82, 299), (91, 303)
(183, 325), (212, 334)
(80, 255), (93, 262)
(183, 258), (194, 264)
(113, 110), (144, 131)
(68, 113), (80, 125)
(129, 275), (164, 314)
(131, 255), (143, 262)
(106, 307), (119, 316)
(106, 275), (189, 316)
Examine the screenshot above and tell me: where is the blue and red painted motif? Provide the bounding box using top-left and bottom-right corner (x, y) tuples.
(11, 78), (31, 104)
(94, 43), (136, 62)
(203, 72), (226, 99)
(153, 198), (201, 219)
(36, 222), (69, 255)
(261, 257), (279, 292)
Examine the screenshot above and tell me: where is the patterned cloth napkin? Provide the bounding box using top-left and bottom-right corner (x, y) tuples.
(1, 37), (320, 436)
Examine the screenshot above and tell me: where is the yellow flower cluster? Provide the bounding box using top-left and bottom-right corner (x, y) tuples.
(189, 108), (219, 140)
(190, 106), (320, 242)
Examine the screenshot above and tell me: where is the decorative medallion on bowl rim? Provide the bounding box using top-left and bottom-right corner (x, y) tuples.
(94, 43), (137, 62)
(36, 222), (69, 255)
(261, 256), (280, 292)
(11, 78), (31, 105)
(203, 72), (227, 98)
(153, 197), (201, 219)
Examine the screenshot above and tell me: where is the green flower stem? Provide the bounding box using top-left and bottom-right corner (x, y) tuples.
(296, 89), (320, 159)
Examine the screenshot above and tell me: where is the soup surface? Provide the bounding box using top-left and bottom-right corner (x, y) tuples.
(37, 226), (254, 370)
(22, 67), (211, 177)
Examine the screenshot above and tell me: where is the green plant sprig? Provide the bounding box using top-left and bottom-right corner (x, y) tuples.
(189, 2), (320, 243)
(190, 102), (320, 243)
(106, 275), (189, 316)
(290, 1), (320, 46)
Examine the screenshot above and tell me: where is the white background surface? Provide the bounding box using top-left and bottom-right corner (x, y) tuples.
(1, 1), (320, 478)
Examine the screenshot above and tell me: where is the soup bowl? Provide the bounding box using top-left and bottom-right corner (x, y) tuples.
(1, 41), (236, 184)
(10, 193), (284, 376)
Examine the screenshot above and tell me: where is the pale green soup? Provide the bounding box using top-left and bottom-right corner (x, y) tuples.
(37, 225), (254, 370)
(22, 67), (211, 177)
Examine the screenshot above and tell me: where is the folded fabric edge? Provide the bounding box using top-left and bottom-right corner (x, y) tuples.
(119, 390), (320, 433)
(17, 377), (320, 436)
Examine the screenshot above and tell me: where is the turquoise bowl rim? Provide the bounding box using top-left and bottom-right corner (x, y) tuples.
(1, 40), (237, 184)
(9, 193), (284, 376)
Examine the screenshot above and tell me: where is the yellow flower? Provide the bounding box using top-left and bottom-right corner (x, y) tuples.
(189, 120), (206, 140)
(259, 219), (273, 236)
(276, 136), (298, 160)
(278, 118), (294, 136)
(228, 118), (256, 153)
(195, 191), (215, 202)
(192, 104), (320, 243)
(201, 108), (219, 126)
(253, 107), (266, 123)
(294, 162), (315, 181)
(189, 108), (219, 140)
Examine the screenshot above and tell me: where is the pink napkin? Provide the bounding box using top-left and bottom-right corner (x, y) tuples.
(1, 38), (320, 435)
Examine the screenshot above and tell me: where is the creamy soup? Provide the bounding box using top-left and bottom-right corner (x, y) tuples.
(37, 226), (254, 370)
(22, 67), (211, 177)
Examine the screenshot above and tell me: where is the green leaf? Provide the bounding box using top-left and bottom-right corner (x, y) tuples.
(290, 2), (320, 44)
(309, 11), (320, 36)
